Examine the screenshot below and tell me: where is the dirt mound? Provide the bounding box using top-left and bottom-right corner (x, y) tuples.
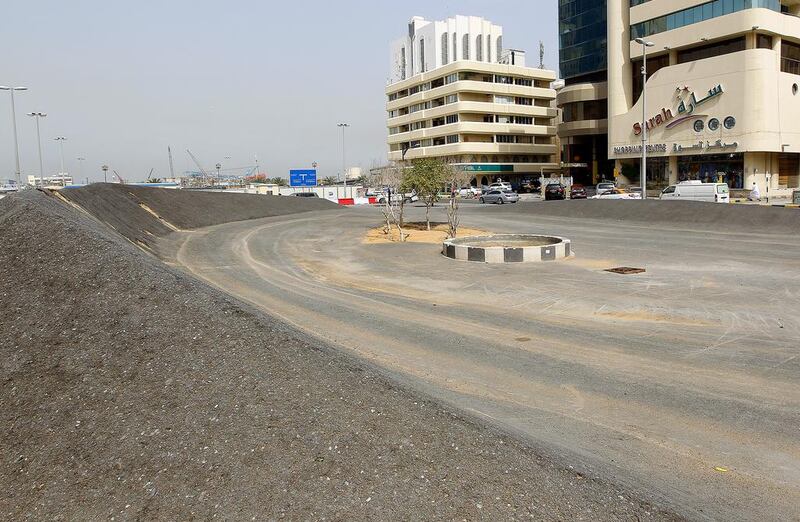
(496, 199), (800, 233)
(0, 191), (678, 519)
(58, 184), (337, 248)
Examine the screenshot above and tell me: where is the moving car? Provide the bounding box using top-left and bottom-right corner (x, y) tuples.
(293, 192), (318, 198)
(544, 184), (566, 200)
(479, 190), (519, 204)
(570, 185), (587, 199)
(660, 181), (730, 203)
(376, 191), (419, 204)
(591, 188), (642, 200)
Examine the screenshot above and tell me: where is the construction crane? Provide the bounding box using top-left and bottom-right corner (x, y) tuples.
(186, 149), (210, 185)
(112, 170), (126, 184)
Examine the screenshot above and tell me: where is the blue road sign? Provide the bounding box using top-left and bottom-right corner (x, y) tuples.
(289, 169), (317, 187)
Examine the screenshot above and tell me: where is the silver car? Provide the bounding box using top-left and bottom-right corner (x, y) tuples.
(479, 190), (519, 204)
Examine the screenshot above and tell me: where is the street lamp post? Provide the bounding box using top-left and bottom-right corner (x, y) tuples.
(54, 136), (67, 185)
(337, 123), (350, 188)
(27, 112), (47, 187)
(77, 157), (85, 182)
(635, 37), (655, 201)
(0, 86), (27, 189)
(102, 164), (109, 183)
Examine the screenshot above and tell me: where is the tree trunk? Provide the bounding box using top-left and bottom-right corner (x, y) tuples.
(425, 204), (431, 230)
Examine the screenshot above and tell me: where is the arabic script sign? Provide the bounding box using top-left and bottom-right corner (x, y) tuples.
(633, 84), (724, 135)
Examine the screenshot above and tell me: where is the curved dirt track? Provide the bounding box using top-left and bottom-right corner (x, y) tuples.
(166, 203), (800, 521)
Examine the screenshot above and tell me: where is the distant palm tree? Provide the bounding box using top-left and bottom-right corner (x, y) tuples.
(321, 176), (338, 186)
(270, 177), (287, 186)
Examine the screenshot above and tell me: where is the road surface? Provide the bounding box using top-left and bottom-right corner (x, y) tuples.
(164, 203), (800, 521)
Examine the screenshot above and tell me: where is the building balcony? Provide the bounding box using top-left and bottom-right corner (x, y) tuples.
(388, 142), (558, 162)
(388, 101), (556, 127)
(388, 122), (557, 145)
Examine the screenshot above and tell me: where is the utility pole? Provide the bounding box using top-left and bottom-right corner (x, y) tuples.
(27, 112), (47, 187)
(337, 123), (350, 188)
(102, 164), (109, 183)
(0, 86), (27, 188)
(168, 146), (176, 180)
(54, 136), (67, 185)
(635, 37), (655, 200)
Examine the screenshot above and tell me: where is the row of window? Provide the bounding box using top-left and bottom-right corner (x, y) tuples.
(402, 136), (553, 149)
(388, 73), (546, 101)
(389, 93), (543, 117)
(630, 0), (780, 40)
(389, 114), (552, 135)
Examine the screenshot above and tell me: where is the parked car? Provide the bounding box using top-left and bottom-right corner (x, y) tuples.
(377, 191), (419, 204)
(570, 185), (588, 199)
(596, 181), (616, 195)
(293, 192), (318, 198)
(544, 184), (567, 200)
(487, 181), (513, 192)
(479, 190), (519, 204)
(660, 181), (730, 203)
(591, 188), (642, 200)
(458, 186), (480, 198)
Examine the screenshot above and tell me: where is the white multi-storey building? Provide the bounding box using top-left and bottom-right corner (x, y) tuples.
(606, 0), (800, 194)
(386, 16), (560, 188)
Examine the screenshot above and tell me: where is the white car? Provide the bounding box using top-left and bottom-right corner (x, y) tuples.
(487, 182), (513, 192)
(591, 188), (642, 200)
(458, 186), (480, 198)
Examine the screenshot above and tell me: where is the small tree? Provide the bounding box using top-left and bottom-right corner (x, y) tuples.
(402, 158), (447, 231)
(375, 163), (407, 241)
(270, 177), (288, 186)
(443, 163), (473, 238)
(320, 176), (338, 186)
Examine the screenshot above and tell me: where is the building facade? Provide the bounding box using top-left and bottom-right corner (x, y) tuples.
(606, 0), (800, 194)
(557, 0), (614, 186)
(386, 16), (560, 188)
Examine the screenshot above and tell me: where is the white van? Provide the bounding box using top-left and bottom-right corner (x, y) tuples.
(660, 181), (730, 203)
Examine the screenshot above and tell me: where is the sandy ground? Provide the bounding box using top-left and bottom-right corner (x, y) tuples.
(363, 221), (490, 244)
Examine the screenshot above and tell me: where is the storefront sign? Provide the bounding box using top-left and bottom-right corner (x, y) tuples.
(633, 84), (724, 135)
(672, 140), (738, 153)
(613, 144), (668, 155)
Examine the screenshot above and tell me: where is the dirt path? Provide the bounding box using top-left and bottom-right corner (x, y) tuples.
(167, 205), (800, 521)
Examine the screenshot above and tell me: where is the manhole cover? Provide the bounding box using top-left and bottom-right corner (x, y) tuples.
(605, 267), (646, 275)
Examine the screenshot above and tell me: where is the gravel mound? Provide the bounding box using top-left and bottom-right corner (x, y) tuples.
(0, 191), (680, 520)
(59, 184), (337, 247)
(495, 199), (800, 233)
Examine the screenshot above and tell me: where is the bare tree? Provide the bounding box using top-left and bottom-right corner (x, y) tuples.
(443, 163), (474, 238)
(374, 163), (407, 241)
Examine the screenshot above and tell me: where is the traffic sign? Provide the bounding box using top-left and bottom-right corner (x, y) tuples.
(289, 169), (317, 187)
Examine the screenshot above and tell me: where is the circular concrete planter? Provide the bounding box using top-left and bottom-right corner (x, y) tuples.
(442, 234), (572, 263)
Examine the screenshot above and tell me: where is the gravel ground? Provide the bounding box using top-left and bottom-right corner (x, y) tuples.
(58, 184), (338, 247)
(0, 191), (681, 520)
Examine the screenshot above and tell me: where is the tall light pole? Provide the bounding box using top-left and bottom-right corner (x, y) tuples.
(102, 164), (109, 183)
(54, 136), (67, 185)
(337, 123), (350, 188)
(27, 112), (47, 187)
(77, 156), (86, 182)
(1, 86), (27, 188)
(635, 37), (655, 200)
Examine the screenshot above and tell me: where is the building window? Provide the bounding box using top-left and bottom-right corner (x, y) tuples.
(497, 36), (503, 60)
(442, 33), (449, 65)
(420, 38), (426, 72)
(514, 77), (533, 86)
(445, 94), (458, 104)
(400, 47), (406, 80)
(496, 135), (515, 143)
(495, 75), (513, 84)
(463, 34), (470, 60)
(757, 34), (773, 49)
(494, 95), (514, 104)
(476, 35), (483, 61)
(496, 115), (512, 124)
(677, 37), (745, 64)
(782, 40), (800, 75)
(631, 0), (780, 40)
(515, 97), (533, 105)
(446, 135), (460, 144)
(453, 33), (457, 62)
(445, 73), (458, 84)
(487, 35), (492, 62)
(514, 116), (534, 124)
(446, 114), (459, 124)
(632, 53), (670, 102)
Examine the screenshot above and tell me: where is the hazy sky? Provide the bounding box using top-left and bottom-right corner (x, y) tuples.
(1, 1), (558, 183)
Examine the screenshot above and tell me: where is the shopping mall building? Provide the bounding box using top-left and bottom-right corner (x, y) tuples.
(560, 0), (800, 195)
